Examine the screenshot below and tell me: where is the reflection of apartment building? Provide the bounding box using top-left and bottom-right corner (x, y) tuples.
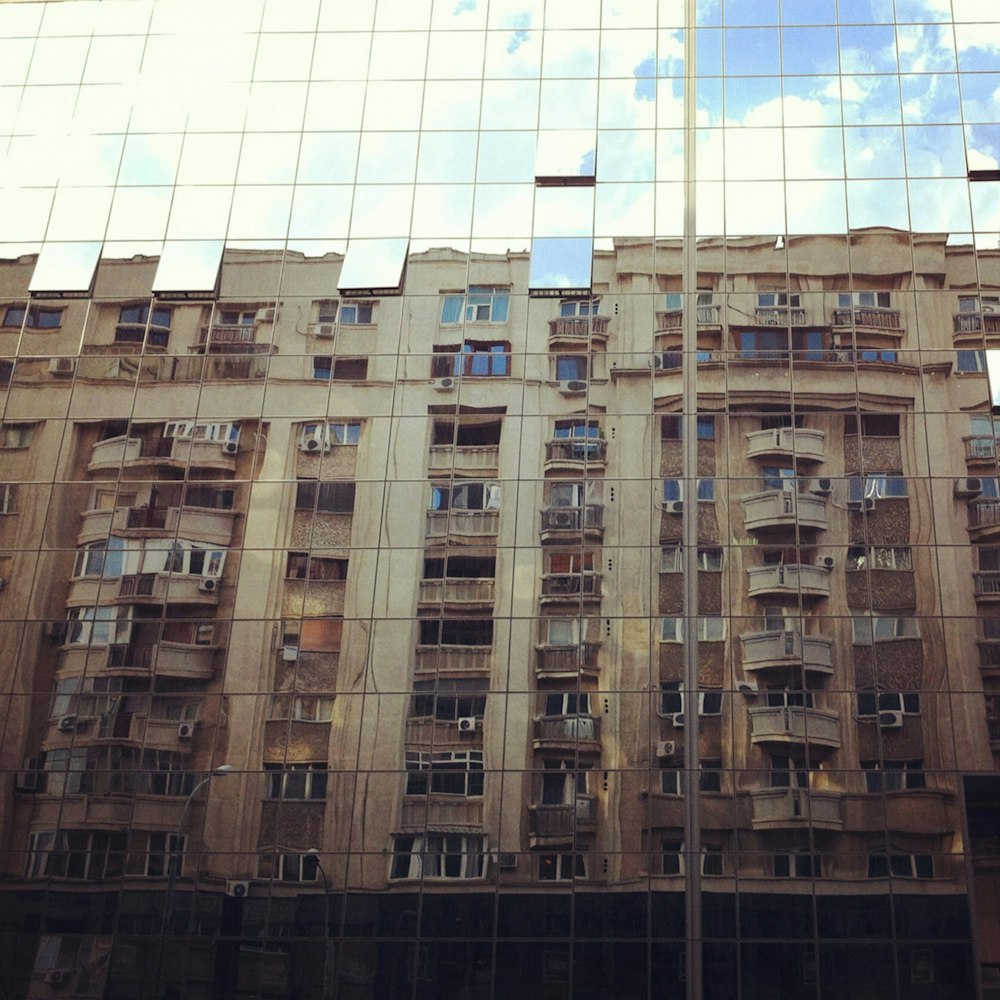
(1, 227), (999, 998)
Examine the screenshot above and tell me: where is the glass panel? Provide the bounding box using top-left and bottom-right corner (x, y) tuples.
(29, 242), (101, 293)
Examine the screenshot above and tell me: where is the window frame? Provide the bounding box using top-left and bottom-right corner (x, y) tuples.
(390, 833), (487, 880)
(264, 763), (328, 801)
(659, 617), (726, 642)
(405, 750), (485, 797)
(441, 286), (510, 325)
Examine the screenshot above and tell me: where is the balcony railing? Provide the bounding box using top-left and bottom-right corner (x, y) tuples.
(427, 445), (500, 476)
(976, 572), (1000, 598)
(749, 706), (841, 749)
(418, 578), (496, 606)
(970, 500), (1000, 532)
(832, 306), (901, 330)
(548, 316), (610, 341)
(745, 427), (825, 462)
(740, 629), (834, 674)
(655, 304), (722, 329)
(965, 437), (996, 461)
(541, 573), (602, 598)
(953, 312), (1000, 334)
(117, 573), (220, 604)
(540, 505), (604, 535)
(199, 323), (259, 347)
(534, 716), (601, 747)
(414, 645), (493, 674)
(545, 439), (607, 465)
(742, 490), (828, 533)
(750, 788), (843, 830)
(535, 643), (600, 677)
(529, 796), (597, 837)
(424, 510), (500, 543)
(755, 307), (807, 326)
(747, 564), (832, 600)
(106, 641), (216, 680)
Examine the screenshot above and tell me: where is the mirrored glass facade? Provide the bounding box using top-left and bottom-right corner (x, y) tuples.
(1, 1), (1000, 998)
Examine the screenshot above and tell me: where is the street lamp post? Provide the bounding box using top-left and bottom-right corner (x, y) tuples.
(156, 764), (233, 998)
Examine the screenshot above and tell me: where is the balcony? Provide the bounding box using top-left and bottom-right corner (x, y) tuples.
(969, 499), (1000, 537)
(533, 716), (601, 753)
(400, 798), (483, 830)
(199, 322), (260, 349)
(975, 573), (1000, 600)
(418, 578), (495, 608)
(655, 304), (722, 330)
(547, 315), (610, 346)
(116, 573), (221, 606)
(116, 505), (237, 547)
(979, 640), (1000, 671)
(105, 641), (217, 680)
(414, 645), (492, 675)
(747, 564), (832, 601)
(740, 629), (834, 675)
(749, 706), (841, 750)
(541, 573), (602, 602)
(535, 643), (600, 679)
(544, 438), (607, 471)
(954, 312), (1000, 335)
(965, 437), (997, 462)
(428, 445), (500, 478)
(529, 796), (597, 840)
(745, 427), (825, 463)
(540, 505), (604, 543)
(424, 510), (499, 544)
(755, 307), (807, 326)
(742, 490), (828, 533)
(750, 788), (843, 831)
(89, 433), (238, 474)
(832, 306), (902, 331)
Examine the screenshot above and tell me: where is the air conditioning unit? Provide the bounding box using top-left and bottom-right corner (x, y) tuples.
(656, 740), (676, 758)
(559, 380), (588, 395)
(177, 722), (196, 740)
(816, 556), (835, 570)
(221, 440), (239, 455)
(457, 716), (477, 733)
(551, 509), (576, 528)
(45, 620), (67, 640)
(312, 323), (335, 338)
(809, 478), (832, 495)
(44, 969), (73, 988)
(664, 500), (684, 514)
(282, 645), (299, 662)
(48, 357), (75, 375)
(226, 880), (250, 898)
(955, 477), (983, 498)
(433, 377), (456, 392)
(672, 713), (685, 728)
(298, 431), (326, 452)
(57, 714), (78, 733)
(198, 577), (218, 593)
(255, 307), (276, 323)
(497, 852), (518, 870)
(878, 711), (904, 729)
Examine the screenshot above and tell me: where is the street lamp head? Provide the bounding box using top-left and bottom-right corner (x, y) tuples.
(213, 764), (234, 775)
(306, 848), (320, 855)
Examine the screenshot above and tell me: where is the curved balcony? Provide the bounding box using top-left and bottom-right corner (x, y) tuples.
(106, 641), (217, 680)
(535, 643), (600, 680)
(544, 439), (607, 472)
(742, 490), (828, 533)
(547, 315), (610, 346)
(655, 304), (722, 330)
(115, 505), (237, 547)
(745, 427), (825, 463)
(424, 510), (499, 544)
(414, 645), (492, 675)
(418, 578), (495, 608)
(954, 311), (1000, 335)
(428, 445), (500, 478)
(965, 436), (997, 463)
(88, 435), (143, 472)
(89, 434), (238, 474)
(740, 629), (833, 675)
(91, 713), (198, 753)
(749, 706), (841, 750)
(116, 573), (221, 606)
(76, 508), (114, 545)
(747, 564), (832, 601)
(832, 306), (902, 332)
(533, 716), (601, 753)
(529, 796), (597, 843)
(540, 505), (604, 543)
(750, 788), (843, 831)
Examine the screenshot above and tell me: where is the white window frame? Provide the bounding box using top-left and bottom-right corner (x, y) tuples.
(538, 850), (587, 880)
(851, 614), (919, 644)
(543, 692), (591, 717)
(390, 833), (487, 880)
(662, 479), (715, 503)
(430, 481), (502, 511)
(141, 538), (227, 578)
(659, 617), (726, 642)
(839, 291), (891, 309)
(559, 298), (600, 318)
(269, 695), (335, 722)
(659, 683), (723, 718)
(441, 286), (510, 324)
(861, 760), (925, 793)
(163, 420), (239, 444)
(66, 606), (132, 647)
(145, 832), (186, 877)
(0, 423), (35, 448)
(0, 484), (15, 514)
(263, 851), (321, 882)
(856, 690), (921, 718)
(264, 763), (328, 801)
(847, 546), (913, 571)
(405, 750), (485, 797)
(660, 546), (723, 572)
